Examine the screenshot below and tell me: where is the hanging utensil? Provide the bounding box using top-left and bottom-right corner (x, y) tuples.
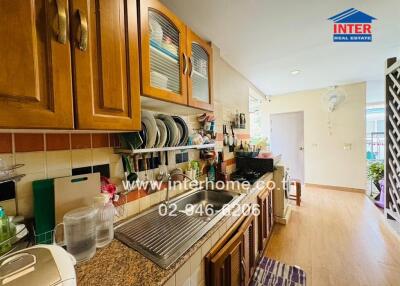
(231, 125), (236, 146)
(122, 155), (137, 183)
(128, 155), (138, 182)
(223, 124), (228, 146)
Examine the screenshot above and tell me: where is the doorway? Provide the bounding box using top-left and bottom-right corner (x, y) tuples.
(270, 111), (305, 183)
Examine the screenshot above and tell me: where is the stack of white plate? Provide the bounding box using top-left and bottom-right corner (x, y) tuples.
(150, 71), (168, 90)
(141, 111), (158, 148)
(156, 114), (180, 147)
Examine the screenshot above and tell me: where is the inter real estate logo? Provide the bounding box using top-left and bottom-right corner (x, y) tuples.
(328, 8), (376, 42)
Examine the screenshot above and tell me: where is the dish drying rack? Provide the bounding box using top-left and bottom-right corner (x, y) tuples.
(0, 164), (25, 184)
(0, 224), (29, 259)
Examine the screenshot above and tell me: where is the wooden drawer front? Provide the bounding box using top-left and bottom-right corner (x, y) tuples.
(71, 0), (141, 130)
(0, 0), (73, 129)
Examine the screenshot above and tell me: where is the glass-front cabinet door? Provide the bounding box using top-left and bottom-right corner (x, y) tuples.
(187, 29), (213, 111)
(139, 0), (188, 105)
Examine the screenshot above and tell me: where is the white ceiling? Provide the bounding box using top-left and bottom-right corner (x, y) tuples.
(161, 0), (400, 95)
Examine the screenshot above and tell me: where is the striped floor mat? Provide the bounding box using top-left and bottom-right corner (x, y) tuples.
(250, 257), (307, 286)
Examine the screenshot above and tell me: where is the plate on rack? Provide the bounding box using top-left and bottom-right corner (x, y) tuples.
(155, 119), (168, 148)
(142, 111), (158, 148)
(172, 116), (189, 146)
(139, 123), (147, 149)
(154, 129), (160, 148)
(157, 114), (179, 147)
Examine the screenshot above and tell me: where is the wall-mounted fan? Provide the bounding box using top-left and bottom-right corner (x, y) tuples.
(321, 86), (347, 112)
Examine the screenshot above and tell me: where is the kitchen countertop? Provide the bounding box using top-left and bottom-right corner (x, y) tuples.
(76, 172), (273, 286)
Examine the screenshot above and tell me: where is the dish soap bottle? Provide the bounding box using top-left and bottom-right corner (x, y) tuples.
(0, 207), (12, 255)
(207, 161), (216, 182)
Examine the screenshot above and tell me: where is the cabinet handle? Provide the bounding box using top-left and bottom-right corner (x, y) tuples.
(183, 53), (188, 75)
(241, 257), (246, 284)
(77, 10), (88, 51)
(189, 56), (194, 78)
(55, 0), (67, 44)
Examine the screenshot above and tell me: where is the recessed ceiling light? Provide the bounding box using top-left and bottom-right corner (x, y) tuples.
(291, 70), (301, 75)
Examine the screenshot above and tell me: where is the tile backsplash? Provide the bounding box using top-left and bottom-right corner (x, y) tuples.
(0, 130), (200, 219)
(0, 132), (122, 218)
(0, 113), (223, 219)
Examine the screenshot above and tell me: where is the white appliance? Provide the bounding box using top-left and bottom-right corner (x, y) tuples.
(0, 245), (76, 286)
(273, 164), (291, 224)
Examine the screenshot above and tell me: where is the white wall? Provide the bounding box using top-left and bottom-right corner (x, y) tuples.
(211, 44), (267, 172)
(366, 80), (385, 104)
(263, 82), (367, 189)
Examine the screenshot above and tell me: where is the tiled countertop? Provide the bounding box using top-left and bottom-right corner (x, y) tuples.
(76, 172), (273, 286)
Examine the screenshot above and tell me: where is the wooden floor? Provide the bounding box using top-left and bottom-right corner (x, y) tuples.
(264, 186), (400, 286)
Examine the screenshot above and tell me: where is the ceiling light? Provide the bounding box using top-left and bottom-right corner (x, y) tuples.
(291, 70), (301, 75)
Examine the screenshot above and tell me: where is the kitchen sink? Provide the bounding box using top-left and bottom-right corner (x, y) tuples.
(174, 189), (237, 220)
(115, 189), (244, 269)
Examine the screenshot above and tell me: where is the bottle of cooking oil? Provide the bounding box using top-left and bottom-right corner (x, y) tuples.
(0, 207), (11, 255)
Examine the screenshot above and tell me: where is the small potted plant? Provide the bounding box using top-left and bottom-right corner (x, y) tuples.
(367, 162), (384, 193)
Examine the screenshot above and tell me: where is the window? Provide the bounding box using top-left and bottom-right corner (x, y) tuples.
(249, 88), (266, 144)
(366, 106), (384, 161)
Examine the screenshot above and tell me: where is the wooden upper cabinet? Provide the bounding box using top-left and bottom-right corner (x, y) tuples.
(70, 0), (141, 130)
(0, 0), (74, 129)
(187, 29), (214, 111)
(139, 0), (188, 105)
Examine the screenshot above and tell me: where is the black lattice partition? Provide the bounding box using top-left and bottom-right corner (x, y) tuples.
(385, 57), (400, 224)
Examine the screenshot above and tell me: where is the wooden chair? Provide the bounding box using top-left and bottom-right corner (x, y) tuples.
(290, 179), (301, 206)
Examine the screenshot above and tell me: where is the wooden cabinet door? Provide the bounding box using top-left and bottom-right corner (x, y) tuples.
(258, 189), (274, 253)
(257, 189), (269, 252)
(70, 0), (141, 130)
(139, 0), (188, 105)
(0, 0), (74, 129)
(187, 29), (214, 111)
(240, 214), (256, 285)
(268, 189), (274, 232)
(210, 231), (244, 286)
(209, 214), (255, 286)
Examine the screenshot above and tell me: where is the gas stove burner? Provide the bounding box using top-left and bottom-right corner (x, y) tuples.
(230, 169), (263, 184)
